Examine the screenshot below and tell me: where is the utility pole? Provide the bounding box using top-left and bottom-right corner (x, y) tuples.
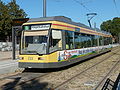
(12, 26), (16, 60)
(43, 0), (46, 17)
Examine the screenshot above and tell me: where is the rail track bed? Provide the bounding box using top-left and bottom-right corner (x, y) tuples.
(0, 46), (120, 90)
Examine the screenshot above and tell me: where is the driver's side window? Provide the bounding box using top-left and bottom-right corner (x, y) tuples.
(49, 30), (62, 53)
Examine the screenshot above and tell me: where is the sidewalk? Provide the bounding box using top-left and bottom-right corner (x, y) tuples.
(0, 51), (23, 75)
(0, 59), (19, 74)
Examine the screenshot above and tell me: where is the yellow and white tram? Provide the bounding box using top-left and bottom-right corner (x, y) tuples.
(19, 16), (112, 68)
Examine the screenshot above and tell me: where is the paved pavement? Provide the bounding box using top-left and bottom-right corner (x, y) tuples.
(0, 59), (19, 74)
(0, 51), (21, 75)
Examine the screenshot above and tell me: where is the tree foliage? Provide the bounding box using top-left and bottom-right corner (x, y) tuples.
(0, 0), (27, 41)
(100, 17), (120, 37)
(0, 0), (10, 41)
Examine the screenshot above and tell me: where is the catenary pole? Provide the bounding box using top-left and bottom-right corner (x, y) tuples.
(43, 0), (46, 17)
(12, 26), (16, 60)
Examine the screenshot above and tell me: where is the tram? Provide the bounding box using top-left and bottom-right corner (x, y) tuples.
(19, 16), (112, 68)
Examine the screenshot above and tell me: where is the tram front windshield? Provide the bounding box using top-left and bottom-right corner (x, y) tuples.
(21, 30), (48, 55)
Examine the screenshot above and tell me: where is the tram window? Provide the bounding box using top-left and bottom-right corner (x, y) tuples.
(93, 35), (98, 46)
(23, 31), (48, 48)
(103, 37), (106, 45)
(99, 36), (103, 46)
(49, 30), (62, 53)
(104, 37), (110, 45)
(86, 35), (92, 47)
(80, 35), (84, 48)
(65, 31), (74, 50)
(107, 37), (110, 45)
(86, 35), (88, 47)
(109, 37), (112, 44)
(75, 32), (81, 49)
(52, 30), (61, 39)
(80, 34), (87, 48)
(91, 35), (94, 47)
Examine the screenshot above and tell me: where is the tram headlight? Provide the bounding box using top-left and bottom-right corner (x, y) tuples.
(38, 57), (44, 60)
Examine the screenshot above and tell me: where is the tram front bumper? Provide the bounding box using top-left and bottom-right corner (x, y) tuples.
(18, 62), (67, 68)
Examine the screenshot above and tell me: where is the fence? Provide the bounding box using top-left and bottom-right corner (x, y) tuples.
(102, 73), (120, 90)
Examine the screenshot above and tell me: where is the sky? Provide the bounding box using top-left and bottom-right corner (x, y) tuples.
(2, 0), (120, 28)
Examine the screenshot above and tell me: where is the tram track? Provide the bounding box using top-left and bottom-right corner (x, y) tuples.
(53, 48), (120, 90)
(94, 57), (120, 90)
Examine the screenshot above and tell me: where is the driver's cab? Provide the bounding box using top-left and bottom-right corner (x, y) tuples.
(21, 25), (63, 55)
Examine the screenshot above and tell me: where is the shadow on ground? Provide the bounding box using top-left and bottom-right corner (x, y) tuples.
(1, 77), (51, 90)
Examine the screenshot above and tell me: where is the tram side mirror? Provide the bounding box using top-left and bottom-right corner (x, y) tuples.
(52, 30), (61, 39)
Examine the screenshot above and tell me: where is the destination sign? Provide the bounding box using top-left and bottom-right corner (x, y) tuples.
(31, 24), (50, 30)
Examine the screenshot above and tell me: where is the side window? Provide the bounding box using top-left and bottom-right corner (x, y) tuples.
(86, 35), (92, 47)
(75, 32), (81, 49)
(49, 30), (62, 53)
(80, 34), (87, 48)
(99, 36), (103, 46)
(94, 35), (99, 46)
(104, 37), (110, 45)
(65, 31), (74, 50)
(91, 35), (94, 47)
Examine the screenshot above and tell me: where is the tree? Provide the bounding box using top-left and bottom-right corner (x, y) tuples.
(0, 0), (27, 41)
(100, 17), (120, 43)
(0, 0), (10, 41)
(7, 0), (27, 19)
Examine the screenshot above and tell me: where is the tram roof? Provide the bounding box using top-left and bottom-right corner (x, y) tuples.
(26, 16), (112, 37)
(27, 16), (94, 30)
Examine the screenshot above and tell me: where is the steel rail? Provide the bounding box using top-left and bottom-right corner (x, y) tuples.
(94, 57), (120, 90)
